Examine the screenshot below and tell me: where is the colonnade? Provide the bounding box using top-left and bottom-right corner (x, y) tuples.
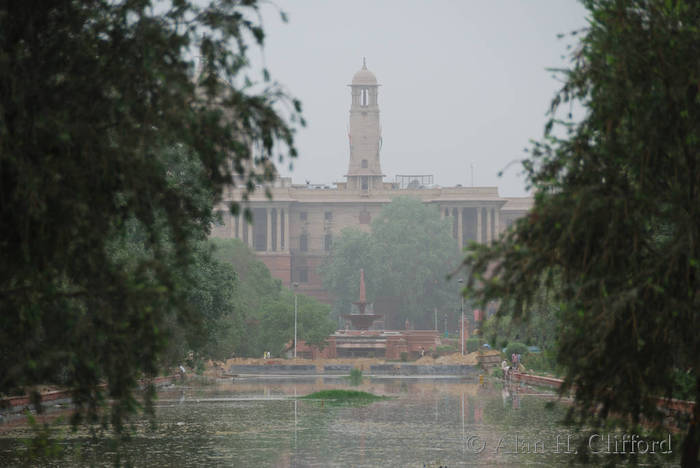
(230, 206), (290, 252)
(441, 206), (501, 248)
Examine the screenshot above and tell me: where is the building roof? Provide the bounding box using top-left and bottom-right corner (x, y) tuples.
(351, 58), (378, 86)
(215, 185), (512, 210)
(502, 197), (534, 212)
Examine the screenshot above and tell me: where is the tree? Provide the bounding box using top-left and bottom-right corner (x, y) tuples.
(318, 228), (377, 318)
(320, 197), (461, 329)
(481, 284), (559, 353)
(161, 241), (239, 365)
(209, 238), (335, 357)
(0, 0), (301, 432)
(462, 1), (700, 465)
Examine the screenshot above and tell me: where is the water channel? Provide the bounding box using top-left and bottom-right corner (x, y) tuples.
(0, 376), (680, 466)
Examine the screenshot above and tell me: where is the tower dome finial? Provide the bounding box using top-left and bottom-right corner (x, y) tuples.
(351, 59), (377, 85)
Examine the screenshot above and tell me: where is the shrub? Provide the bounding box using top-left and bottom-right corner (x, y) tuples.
(522, 350), (558, 374)
(491, 367), (504, 379)
(505, 342), (528, 359)
(400, 352), (409, 362)
(466, 338), (480, 353)
(435, 345), (456, 355)
(195, 358), (206, 376)
(349, 368), (363, 386)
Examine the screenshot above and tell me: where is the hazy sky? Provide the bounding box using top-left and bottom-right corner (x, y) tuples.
(255, 1), (588, 197)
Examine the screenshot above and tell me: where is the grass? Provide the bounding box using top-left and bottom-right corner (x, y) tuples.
(301, 389), (388, 405)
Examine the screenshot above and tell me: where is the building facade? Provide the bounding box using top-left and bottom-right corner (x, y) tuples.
(211, 61), (533, 303)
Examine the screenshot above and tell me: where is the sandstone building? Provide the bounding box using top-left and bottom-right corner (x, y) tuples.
(211, 60), (532, 303)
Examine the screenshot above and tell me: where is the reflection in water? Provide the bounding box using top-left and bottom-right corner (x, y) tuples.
(0, 377), (678, 467)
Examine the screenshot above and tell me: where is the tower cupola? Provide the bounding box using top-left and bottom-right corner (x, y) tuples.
(346, 58), (384, 191)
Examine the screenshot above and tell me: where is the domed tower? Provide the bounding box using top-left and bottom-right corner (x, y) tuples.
(346, 58), (384, 191)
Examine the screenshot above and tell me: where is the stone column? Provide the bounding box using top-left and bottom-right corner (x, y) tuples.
(484, 208), (490, 244)
(457, 207), (463, 249)
(476, 207), (482, 243)
(266, 208), (272, 251)
(278, 208), (283, 252)
(234, 215), (239, 239)
(284, 206), (290, 252)
(247, 220), (254, 249)
(494, 208), (500, 239)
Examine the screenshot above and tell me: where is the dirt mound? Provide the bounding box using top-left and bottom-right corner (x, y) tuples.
(415, 352), (479, 366)
(214, 352), (485, 373)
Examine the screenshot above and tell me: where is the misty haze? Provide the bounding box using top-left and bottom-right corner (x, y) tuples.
(0, 1), (697, 467)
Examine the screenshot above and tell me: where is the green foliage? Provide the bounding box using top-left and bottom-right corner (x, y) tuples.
(209, 238), (335, 357)
(348, 368), (363, 386)
(301, 389), (387, 404)
(320, 197), (461, 328)
(0, 0), (301, 434)
(435, 344), (456, 355)
(21, 412), (65, 464)
(673, 369), (696, 401)
(462, 1), (700, 464)
(400, 352), (409, 362)
(521, 351), (559, 375)
(480, 282), (560, 353)
(159, 238), (240, 366)
(491, 367), (504, 379)
(504, 342), (528, 359)
(318, 228), (376, 317)
(466, 338), (480, 353)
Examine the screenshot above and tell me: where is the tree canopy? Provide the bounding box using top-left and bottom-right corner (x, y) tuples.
(462, 1), (700, 465)
(209, 238), (335, 356)
(320, 197), (462, 329)
(0, 0), (301, 431)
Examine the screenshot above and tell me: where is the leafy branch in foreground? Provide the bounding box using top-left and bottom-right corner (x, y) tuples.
(462, 1), (699, 465)
(0, 0), (302, 432)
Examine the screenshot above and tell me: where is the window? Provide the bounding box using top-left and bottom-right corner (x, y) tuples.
(324, 234), (332, 251)
(300, 212), (307, 221)
(361, 176), (369, 190)
(299, 234), (308, 252)
(361, 88), (368, 107)
(298, 268), (308, 283)
(324, 211), (333, 221)
(361, 159), (368, 168)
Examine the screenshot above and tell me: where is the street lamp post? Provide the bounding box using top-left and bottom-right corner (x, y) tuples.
(458, 278), (465, 356)
(293, 282), (299, 359)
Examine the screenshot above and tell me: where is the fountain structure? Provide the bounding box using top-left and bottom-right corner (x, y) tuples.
(290, 269), (439, 359)
(341, 269), (383, 330)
